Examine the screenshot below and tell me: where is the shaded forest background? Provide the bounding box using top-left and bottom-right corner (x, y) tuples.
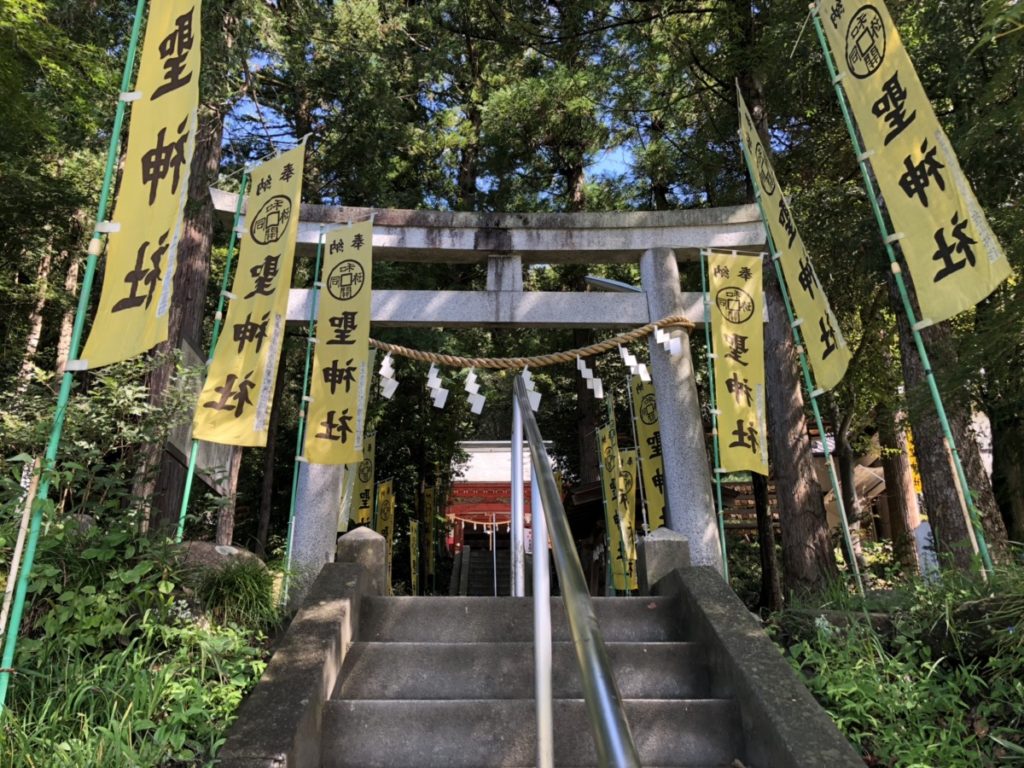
(1, 0), (1022, 597)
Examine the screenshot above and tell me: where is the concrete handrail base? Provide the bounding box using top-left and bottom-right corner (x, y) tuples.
(216, 529), (386, 768)
(652, 567), (863, 768)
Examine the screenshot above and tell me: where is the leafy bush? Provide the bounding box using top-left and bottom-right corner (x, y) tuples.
(782, 566), (1024, 767)
(0, 520), (269, 767)
(0, 359), (268, 767)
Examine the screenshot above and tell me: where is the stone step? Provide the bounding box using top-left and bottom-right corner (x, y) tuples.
(358, 596), (684, 643)
(335, 641), (709, 700)
(322, 698), (744, 767)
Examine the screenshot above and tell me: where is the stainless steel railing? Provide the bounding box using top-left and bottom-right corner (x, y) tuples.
(511, 376), (641, 768)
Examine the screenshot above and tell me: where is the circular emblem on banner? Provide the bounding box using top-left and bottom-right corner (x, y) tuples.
(603, 442), (617, 472)
(639, 393), (659, 426)
(327, 259), (366, 301)
(716, 287), (756, 324)
(357, 457), (372, 483)
(754, 144), (776, 196)
(250, 195), (292, 245)
(380, 499), (392, 519)
(845, 6), (885, 79)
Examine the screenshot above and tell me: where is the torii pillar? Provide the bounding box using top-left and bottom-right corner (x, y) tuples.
(640, 248), (722, 572)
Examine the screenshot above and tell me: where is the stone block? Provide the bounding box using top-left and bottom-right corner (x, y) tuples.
(637, 527), (691, 595)
(336, 527), (386, 597)
(217, 563), (366, 768)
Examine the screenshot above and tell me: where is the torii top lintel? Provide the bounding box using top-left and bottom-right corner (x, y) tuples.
(211, 189), (765, 264)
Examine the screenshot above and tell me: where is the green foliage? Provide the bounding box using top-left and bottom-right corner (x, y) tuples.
(0, 353), (200, 524)
(0, 355), (267, 766)
(191, 559), (281, 632)
(782, 566), (1024, 766)
(0, 517), (269, 767)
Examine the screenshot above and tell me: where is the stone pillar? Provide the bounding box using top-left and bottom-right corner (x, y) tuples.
(289, 462), (345, 608)
(639, 247), (723, 572)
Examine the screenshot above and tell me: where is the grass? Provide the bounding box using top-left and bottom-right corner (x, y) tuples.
(769, 544), (1024, 767)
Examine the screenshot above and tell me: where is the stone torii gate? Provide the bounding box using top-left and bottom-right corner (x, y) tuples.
(212, 193), (766, 592)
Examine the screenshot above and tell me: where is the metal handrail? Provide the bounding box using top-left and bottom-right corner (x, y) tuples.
(512, 376), (641, 768)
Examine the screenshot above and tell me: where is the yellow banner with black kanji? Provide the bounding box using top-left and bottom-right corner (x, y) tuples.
(816, 0), (1010, 325)
(191, 143), (305, 446)
(350, 433), (376, 527)
(708, 251), (769, 476)
(303, 220), (373, 463)
(424, 485), (436, 576)
(630, 375), (666, 531)
(597, 425), (638, 592)
(81, 1), (201, 368)
(737, 89), (851, 392)
(374, 479), (395, 590)
(409, 519), (420, 596)
(618, 448), (640, 586)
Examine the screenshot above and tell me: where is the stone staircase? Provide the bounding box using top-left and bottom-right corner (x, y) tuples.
(217, 528), (865, 768)
(322, 596), (744, 767)
(464, 546), (512, 596)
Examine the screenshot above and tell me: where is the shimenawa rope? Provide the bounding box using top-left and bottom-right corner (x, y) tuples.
(367, 314), (693, 370)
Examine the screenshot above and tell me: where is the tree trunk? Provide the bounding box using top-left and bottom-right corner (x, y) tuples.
(141, 108), (228, 532)
(833, 407), (866, 572)
(991, 416), (1024, 544)
(215, 446), (243, 546)
(888, 272), (1009, 569)
(456, 36), (482, 212)
(763, 264), (839, 594)
(739, 71), (837, 595)
(256, 353), (289, 558)
(753, 472), (782, 611)
(15, 244), (54, 393)
(877, 401), (922, 572)
(56, 255), (81, 374)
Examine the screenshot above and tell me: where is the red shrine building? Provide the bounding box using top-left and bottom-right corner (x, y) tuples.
(445, 441), (546, 555)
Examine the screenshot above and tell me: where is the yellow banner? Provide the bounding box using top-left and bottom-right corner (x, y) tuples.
(708, 251), (769, 476)
(817, 1), (1011, 325)
(618, 448), (640, 588)
(303, 220), (373, 463)
(737, 90), (851, 391)
(351, 434), (376, 526)
(409, 520), (420, 596)
(424, 486), (436, 576)
(191, 143), (305, 446)
(82, 1), (201, 368)
(374, 479), (395, 591)
(597, 425), (638, 591)
(630, 375), (666, 531)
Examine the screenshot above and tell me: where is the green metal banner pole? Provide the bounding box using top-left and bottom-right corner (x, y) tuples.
(176, 172), (250, 542)
(0, 0), (149, 716)
(700, 250), (730, 582)
(737, 139), (865, 598)
(282, 226), (327, 605)
(811, 8), (993, 577)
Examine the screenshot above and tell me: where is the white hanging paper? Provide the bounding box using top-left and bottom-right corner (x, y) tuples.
(432, 387), (449, 409)
(380, 377), (399, 399)
(527, 388), (541, 412)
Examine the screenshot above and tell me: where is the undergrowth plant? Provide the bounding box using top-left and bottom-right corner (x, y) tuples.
(191, 559), (281, 631)
(781, 561), (1024, 767)
(0, 360), (271, 767)
(0, 519), (270, 767)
